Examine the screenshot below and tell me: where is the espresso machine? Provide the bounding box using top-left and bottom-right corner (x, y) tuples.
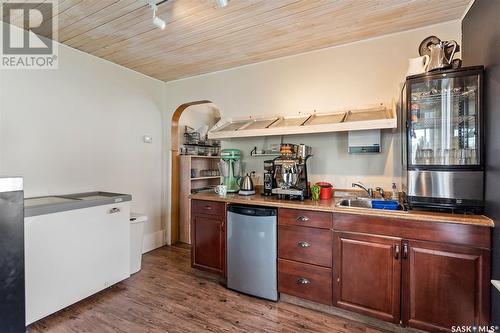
(272, 144), (312, 200)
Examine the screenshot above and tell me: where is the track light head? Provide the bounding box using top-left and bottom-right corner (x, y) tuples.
(215, 0), (228, 8)
(153, 16), (166, 30)
(150, 3), (166, 30)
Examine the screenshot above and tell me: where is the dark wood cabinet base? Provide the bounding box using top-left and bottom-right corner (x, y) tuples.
(333, 232), (401, 324)
(191, 200), (226, 276)
(190, 200), (492, 333)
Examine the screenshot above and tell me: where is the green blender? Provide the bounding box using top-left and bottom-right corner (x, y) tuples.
(219, 149), (241, 193)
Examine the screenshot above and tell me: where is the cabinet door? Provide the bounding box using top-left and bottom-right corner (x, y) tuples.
(191, 213), (225, 275)
(333, 232), (402, 323)
(402, 240), (490, 332)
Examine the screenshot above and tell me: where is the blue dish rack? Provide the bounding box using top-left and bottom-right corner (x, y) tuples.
(371, 200), (400, 210)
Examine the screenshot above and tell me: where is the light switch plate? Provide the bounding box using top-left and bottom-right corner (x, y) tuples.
(492, 280), (500, 292)
(143, 135), (152, 144)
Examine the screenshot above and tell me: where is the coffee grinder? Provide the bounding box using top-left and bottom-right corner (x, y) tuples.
(263, 160), (274, 196)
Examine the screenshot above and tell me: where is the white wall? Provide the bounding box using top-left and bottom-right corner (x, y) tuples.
(0, 43), (165, 252)
(163, 21), (461, 243)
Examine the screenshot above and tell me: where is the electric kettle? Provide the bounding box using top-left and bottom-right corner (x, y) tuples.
(239, 173), (255, 196)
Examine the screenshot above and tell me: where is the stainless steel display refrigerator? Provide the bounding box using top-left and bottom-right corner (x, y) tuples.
(402, 66), (485, 213)
(0, 177), (25, 333)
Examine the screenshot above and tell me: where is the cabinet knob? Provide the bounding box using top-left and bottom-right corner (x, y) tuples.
(204, 206), (213, 210)
(395, 244), (400, 260)
(297, 278), (310, 285)
(403, 243), (409, 259)
(297, 216), (310, 222)
(297, 241), (311, 248)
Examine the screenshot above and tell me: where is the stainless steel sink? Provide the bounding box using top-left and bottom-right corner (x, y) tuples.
(335, 198), (372, 209)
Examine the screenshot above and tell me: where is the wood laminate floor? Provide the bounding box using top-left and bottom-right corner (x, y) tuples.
(28, 245), (388, 333)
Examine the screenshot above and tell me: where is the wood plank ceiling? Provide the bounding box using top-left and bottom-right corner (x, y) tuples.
(5, 0), (470, 81)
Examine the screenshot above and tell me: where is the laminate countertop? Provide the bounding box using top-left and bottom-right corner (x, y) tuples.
(190, 191), (494, 227)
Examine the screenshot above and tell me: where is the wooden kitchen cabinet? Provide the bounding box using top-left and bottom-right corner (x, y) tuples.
(278, 258), (332, 305)
(333, 231), (402, 323)
(402, 240), (490, 332)
(191, 200), (226, 276)
(333, 212), (491, 332)
(277, 208), (333, 306)
(279, 208), (332, 229)
(278, 225), (332, 267)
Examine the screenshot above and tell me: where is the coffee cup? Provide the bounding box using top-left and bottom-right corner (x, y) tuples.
(214, 185), (227, 196)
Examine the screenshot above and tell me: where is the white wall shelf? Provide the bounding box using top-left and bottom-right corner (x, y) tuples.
(208, 103), (396, 140)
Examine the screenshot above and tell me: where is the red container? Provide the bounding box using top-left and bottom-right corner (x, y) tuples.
(316, 182), (333, 200)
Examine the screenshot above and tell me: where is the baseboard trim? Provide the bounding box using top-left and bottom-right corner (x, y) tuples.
(280, 294), (425, 333)
(142, 230), (166, 253)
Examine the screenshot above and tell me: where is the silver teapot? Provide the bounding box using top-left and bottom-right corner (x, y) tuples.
(427, 40), (458, 71)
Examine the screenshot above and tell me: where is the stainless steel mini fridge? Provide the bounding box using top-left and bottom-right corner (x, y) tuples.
(403, 66), (485, 212)
(226, 205), (278, 301)
(0, 177), (25, 333)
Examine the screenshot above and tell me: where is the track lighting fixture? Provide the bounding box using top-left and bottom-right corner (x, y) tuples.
(215, 0), (228, 8)
(150, 3), (166, 30)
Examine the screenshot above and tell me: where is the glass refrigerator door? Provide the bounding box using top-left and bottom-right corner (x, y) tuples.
(408, 73), (480, 168)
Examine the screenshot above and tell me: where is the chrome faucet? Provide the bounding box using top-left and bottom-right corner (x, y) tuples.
(352, 182), (373, 198)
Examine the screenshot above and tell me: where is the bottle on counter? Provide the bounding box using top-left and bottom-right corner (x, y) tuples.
(391, 183), (399, 201)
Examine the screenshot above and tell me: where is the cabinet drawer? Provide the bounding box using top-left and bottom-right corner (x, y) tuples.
(278, 225), (332, 267)
(279, 208), (332, 229)
(191, 200), (225, 216)
(278, 259), (332, 305)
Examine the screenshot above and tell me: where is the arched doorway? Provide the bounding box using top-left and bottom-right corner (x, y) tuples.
(170, 100), (215, 244)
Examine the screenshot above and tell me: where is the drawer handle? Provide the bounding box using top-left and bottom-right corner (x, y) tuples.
(403, 243), (408, 259)
(297, 278), (310, 285)
(297, 241), (311, 248)
(296, 216), (310, 222)
(204, 206), (213, 210)
(108, 207), (121, 214)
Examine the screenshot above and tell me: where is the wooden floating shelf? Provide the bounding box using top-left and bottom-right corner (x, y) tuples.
(208, 103), (396, 140)
(191, 176), (221, 181)
(250, 153), (281, 157)
(184, 155), (221, 159)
